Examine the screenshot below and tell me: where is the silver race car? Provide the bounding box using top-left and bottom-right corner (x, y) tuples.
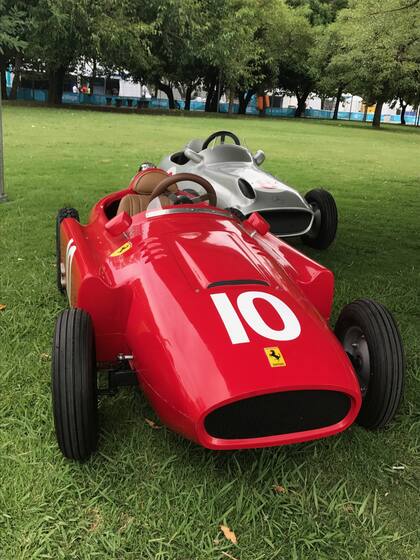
(156, 130), (338, 249)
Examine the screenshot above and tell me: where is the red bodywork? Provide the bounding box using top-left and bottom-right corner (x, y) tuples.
(59, 173), (362, 449)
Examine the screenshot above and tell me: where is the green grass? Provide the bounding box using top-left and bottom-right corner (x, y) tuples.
(0, 106), (419, 559)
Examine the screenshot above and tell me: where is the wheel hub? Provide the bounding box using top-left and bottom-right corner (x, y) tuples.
(307, 202), (322, 239)
(343, 326), (371, 397)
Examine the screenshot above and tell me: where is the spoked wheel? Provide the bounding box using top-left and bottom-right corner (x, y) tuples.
(56, 208), (79, 293)
(335, 299), (404, 429)
(52, 308), (98, 460)
(302, 189), (338, 250)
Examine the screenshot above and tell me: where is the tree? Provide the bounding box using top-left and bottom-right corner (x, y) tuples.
(392, 54), (420, 124)
(0, 0), (29, 99)
(334, 0), (420, 127)
(235, 0), (292, 115)
(283, 0), (349, 118)
(201, 0), (264, 113)
(276, 7), (316, 117)
(94, 0), (152, 93)
(311, 23), (354, 119)
(143, 0), (201, 109)
(106, 0), (204, 109)
(28, 0), (102, 104)
(286, 0), (348, 25)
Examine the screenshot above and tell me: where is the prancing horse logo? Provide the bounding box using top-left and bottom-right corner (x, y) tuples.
(264, 346), (286, 368)
(269, 349), (281, 361)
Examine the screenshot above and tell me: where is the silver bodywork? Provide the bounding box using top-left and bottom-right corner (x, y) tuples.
(159, 141), (314, 237)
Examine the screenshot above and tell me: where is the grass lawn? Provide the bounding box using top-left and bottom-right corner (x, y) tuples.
(0, 105), (419, 559)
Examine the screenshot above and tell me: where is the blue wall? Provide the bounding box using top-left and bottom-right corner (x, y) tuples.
(6, 87), (416, 125)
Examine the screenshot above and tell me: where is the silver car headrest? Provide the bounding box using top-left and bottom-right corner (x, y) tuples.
(185, 138), (204, 152)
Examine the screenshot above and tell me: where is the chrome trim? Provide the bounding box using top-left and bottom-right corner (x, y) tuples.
(146, 207), (234, 219)
(249, 206), (313, 214)
(145, 206), (314, 238)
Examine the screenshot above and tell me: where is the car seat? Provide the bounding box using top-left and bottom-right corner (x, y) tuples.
(117, 170), (178, 216)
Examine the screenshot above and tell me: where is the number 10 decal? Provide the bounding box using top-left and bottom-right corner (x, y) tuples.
(210, 291), (301, 344)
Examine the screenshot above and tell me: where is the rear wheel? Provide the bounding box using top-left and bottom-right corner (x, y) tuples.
(56, 208), (79, 293)
(302, 189), (337, 250)
(52, 308), (98, 460)
(335, 299), (404, 429)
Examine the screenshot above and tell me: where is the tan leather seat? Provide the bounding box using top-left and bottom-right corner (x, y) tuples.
(117, 170), (178, 216)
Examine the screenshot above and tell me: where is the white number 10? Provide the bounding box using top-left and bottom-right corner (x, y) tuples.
(210, 291), (301, 345)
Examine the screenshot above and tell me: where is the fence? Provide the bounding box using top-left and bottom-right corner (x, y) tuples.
(6, 87), (417, 125)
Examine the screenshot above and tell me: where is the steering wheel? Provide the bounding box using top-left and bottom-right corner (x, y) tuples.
(149, 173), (217, 208)
(202, 130), (241, 150)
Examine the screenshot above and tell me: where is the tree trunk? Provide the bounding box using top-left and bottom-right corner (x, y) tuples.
(208, 90), (219, 112)
(204, 90), (213, 112)
(167, 88), (175, 109)
(400, 101), (407, 125)
(244, 89), (255, 113)
(0, 66), (7, 100)
(294, 93), (308, 117)
(158, 82), (175, 109)
(211, 86), (223, 112)
(9, 55), (22, 100)
(372, 100), (383, 128)
(238, 90), (245, 113)
(238, 89), (255, 114)
(227, 88), (234, 115)
(332, 87), (343, 120)
(91, 59), (96, 95)
(184, 85), (193, 111)
(216, 70), (222, 113)
(362, 103), (368, 122)
(205, 80), (223, 112)
(48, 65), (66, 104)
(205, 81), (216, 112)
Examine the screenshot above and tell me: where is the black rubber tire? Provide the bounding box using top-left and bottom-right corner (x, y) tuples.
(302, 189), (338, 250)
(52, 308), (98, 460)
(335, 299), (404, 429)
(56, 208), (79, 293)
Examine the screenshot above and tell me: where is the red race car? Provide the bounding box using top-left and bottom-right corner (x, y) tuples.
(52, 169), (404, 461)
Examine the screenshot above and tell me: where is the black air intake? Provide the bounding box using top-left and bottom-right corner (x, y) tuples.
(258, 210), (312, 236)
(204, 390), (351, 439)
(238, 178), (255, 199)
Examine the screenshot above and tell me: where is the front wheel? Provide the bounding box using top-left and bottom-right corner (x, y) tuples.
(52, 308), (98, 460)
(302, 188), (337, 250)
(335, 299), (404, 429)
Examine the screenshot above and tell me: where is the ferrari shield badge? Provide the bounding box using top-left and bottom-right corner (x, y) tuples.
(110, 241), (132, 257)
(264, 347), (286, 367)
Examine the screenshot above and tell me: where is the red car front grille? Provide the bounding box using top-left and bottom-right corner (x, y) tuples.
(204, 390), (351, 440)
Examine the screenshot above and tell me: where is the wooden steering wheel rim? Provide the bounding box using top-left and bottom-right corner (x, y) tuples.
(149, 173), (217, 207)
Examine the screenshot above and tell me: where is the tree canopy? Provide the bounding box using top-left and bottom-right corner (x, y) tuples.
(0, 0), (419, 126)
(332, 0), (420, 125)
